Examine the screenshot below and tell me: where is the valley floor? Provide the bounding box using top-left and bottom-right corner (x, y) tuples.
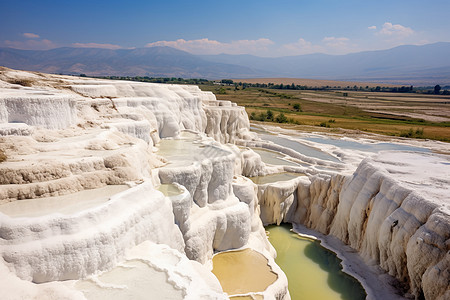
(199, 84), (450, 142)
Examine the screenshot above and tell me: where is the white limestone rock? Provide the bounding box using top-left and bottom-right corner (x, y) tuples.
(0, 181), (184, 282)
(0, 123), (33, 136)
(0, 91), (78, 130)
(288, 152), (450, 299)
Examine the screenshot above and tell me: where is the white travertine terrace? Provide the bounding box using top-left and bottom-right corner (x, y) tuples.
(0, 67), (448, 300)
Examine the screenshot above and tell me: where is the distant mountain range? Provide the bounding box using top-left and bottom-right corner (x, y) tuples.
(1, 42), (449, 86)
(0, 46), (262, 79)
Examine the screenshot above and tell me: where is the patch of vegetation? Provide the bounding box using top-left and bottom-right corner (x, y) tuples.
(7, 78), (34, 87)
(399, 128), (424, 138)
(217, 87), (227, 94)
(293, 103), (301, 112)
(0, 149), (6, 163)
(198, 84), (450, 142)
(258, 89), (293, 99)
(250, 110), (299, 125)
(266, 110), (274, 121)
(275, 113), (288, 123)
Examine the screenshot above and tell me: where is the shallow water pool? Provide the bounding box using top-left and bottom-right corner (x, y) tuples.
(157, 139), (230, 166)
(304, 136), (430, 153)
(212, 248), (277, 296)
(260, 134), (341, 163)
(76, 259), (183, 300)
(266, 224), (366, 300)
(249, 172), (303, 185)
(0, 185), (129, 217)
(157, 183), (183, 197)
(252, 148), (301, 167)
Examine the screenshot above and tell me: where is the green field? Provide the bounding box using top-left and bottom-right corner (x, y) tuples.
(199, 84), (450, 142)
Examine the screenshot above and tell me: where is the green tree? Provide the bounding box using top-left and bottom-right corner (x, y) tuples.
(266, 110), (274, 121)
(258, 112), (267, 121)
(217, 87), (227, 94)
(293, 103), (301, 111)
(276, 113), (288, 123)
(434, 85), (441, 94)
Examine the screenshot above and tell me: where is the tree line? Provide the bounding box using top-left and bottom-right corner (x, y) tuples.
(93, 76), (210, 85)
(83, 75), (449, 95)
(225, 80), (449, 95)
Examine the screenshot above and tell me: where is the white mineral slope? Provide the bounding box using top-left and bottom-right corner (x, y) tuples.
(73, 241), (227, 300)
(245, 123), (448, 300)
(0, 88), (79, 130)
(204, 101), (255, 143)
(0, 67), (253, 145)
(230, 176), (290, 300)
(0, 67), (254, 203)
(155, 137), (253, 263)
(0, 68), (288, 299)
(0, 127), (160, 202)
(4, 67), (447, 300)
(260, 151), (449, 300)
(0, 181), (184, 282)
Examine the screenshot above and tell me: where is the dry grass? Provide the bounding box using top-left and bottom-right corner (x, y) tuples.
(246, 107), (450, 141)
(0, 149), (6, 163)
(231, 78), (403, 88)
(199, 84), (450, 142)
(7, 78), (35, 87)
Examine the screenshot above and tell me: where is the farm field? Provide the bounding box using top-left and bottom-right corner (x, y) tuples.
(199, 83), (450, 142)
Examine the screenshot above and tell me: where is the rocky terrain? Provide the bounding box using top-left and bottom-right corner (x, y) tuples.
(0, 67), (448, 300)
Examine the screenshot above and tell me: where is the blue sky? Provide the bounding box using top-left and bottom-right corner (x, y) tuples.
(1, 0), (449, 56)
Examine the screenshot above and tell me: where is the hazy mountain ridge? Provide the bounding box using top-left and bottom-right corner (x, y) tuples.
(0, 46), (264, 79)
(1, 43), (449, 85)
(201, 42), (450, 85)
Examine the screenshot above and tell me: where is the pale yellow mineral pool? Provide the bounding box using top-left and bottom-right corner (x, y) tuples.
(212, 248), (277, 296)
(266, 224), (366, 300)
(157, 183), (183, 197)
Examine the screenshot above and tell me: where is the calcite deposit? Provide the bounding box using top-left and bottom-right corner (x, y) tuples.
(0, 67), (448, 300)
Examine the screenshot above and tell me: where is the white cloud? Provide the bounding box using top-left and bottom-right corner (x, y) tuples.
(323, 37), (349, 47)
(145, 38), (274, 55)
(151, 36), (357, 57)
(377, 22), (414, 38)
(23, 32), (40, 39)
(3, 39), (56, 50)
(368, 26), (377, 30)
(279, 37), (356, 56)
(72, 42), (123, 50)
(322, 37), (356, 54)
(3, 33), (56, 50)
(281, 38), (324, 55)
